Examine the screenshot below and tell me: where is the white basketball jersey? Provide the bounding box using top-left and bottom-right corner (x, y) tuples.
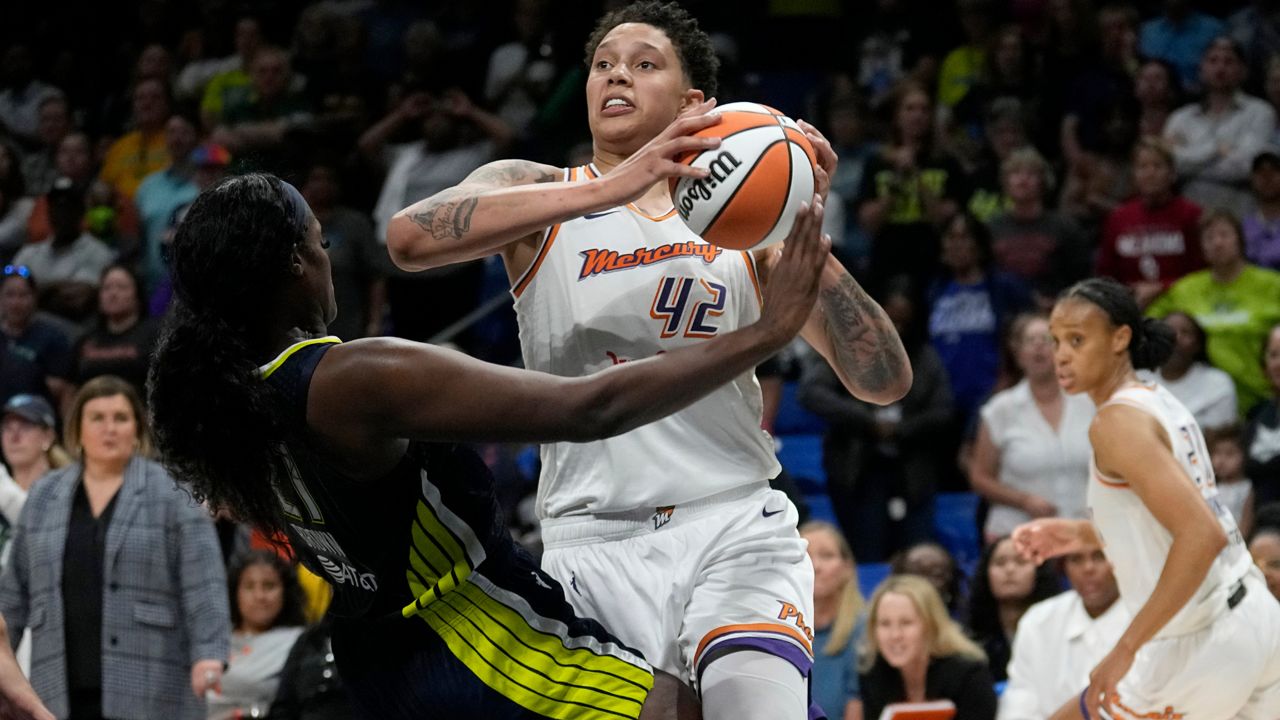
(513, 165), (780, 519)
(1087, 382), (1253, 638)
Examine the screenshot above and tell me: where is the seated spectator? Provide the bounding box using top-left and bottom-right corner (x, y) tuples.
(1135, 58), (1181, 139)
(21, 94), (73, 196)
(0, 45), (62, 146)
(1096, 138), (1204, 308)
(0, 376), (229, 719)
(1148, 210), (1280, 413)
(0, 394), (70, 565)
(98, 78), (172, 202)
(300, 160), (387, 340)
(1244, 323), (1280, 511)
(891, 541), (964, 619)
(803, 521), (868, 720)
(962, 98), (1026, 224)
(986, 148), (1090, 305)
(209, 47), (313, 166)
(265, 616), (352, 720)
(71, 264), (158, 396)
(0, 265), (72, 408)
(969, 314), (1095, 542)
(799, 280), (954, 562)
(997, 549), (1129, 720)
(963, 535), (1059, 682)
(1248, 507), (1280, 601)
(1242, 146), (1280, 270)
(24, 132), (129, 246)
(1145, 311), (1237, 431)
(859, 574), (997, 720)
(927, 211), (1033, 429)
(857, 81), (967, 293)
(134, 113), (200, 296)
(183, 15), (265, 107)
(820, 94), (879, 270)
(0, 143), (33, 265)
(1164, 36), (1276, 218)
(1139, 1), (1224, 93)
(12, 177), (115, 323)
(1206, 425), (1253, 528)
(1058, 99), (1137, 239)
(208, 550), (307, 720)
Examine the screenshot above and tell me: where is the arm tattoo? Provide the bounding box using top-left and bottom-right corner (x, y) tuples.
(820, 274), (908, 396)
(409, 161), (559, 240)
(409, 191), (479, 241)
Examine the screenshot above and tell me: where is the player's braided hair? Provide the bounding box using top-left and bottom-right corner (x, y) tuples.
(148, 173), (305, 536)
(583, 0), (719, 97)
(1061, 277), (1176, 370)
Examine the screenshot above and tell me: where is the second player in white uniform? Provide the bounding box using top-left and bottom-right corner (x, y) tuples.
(1015, 278), (1280, 720)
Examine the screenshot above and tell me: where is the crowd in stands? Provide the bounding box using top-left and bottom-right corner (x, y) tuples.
(3, 0), (1280, 718)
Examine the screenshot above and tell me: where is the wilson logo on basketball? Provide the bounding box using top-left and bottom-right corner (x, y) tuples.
(676, 150), (743, 222)
(577, 242), (722, 279)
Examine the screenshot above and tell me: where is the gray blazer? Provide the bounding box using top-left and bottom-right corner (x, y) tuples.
(0, 456), (230, 719)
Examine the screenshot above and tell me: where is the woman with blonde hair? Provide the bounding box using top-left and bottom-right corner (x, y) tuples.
(859, 574), (996, 720)
(801, 521), (867, 720)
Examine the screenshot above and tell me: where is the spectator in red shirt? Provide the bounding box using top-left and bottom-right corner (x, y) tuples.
(1096, 137), (1204, 307)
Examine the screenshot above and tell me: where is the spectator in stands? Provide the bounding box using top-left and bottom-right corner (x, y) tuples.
(134, 113), (200, 297)
(0, 45), (61, 147)
(969, 314), (1095, 543)
(927, 211), (1033, 430)
(25, 132), (98, 246)
(1135, 58), (1181, 139)
(208, 550), (307, 720)
(800, 280), (953, 562)
(300, 160), (387, 340)
(1206, 425), (1254, 529)
(803, 521), (867, 720)
(265, 616), (352, 720)
(1096, 138), (1204, 308)
(1164, 36), (1276, 217)
(987, 148), (1090, 306)
(936, 0), (996, 113)
(964, 98), (1026, 223)
(963, 535), (1060, 683)
(892, 541), (964, 619)
(1148, 210), (1280, 413)
(1244, 324), (1280, 512)
(484, 0), (559, 138)
(859, 574), (997, 720)
(209, 47), (314, 164)
(1147, 311), (1238, 431)
(1243, 146), (1280, 270)
(1227, 1), (1280, 85)
(0, 266), (72, 408)
(1248, 507), (1280, 601)
(0, 394), (70, 565)
(183, 15), (265, 108)
(858, 81), (967, 293)
(1058, 97), (1138, 238)
(0, 375), (229, 719)
(98, 78), (171, 202)
(362, 87), (513, 343)
(0, 143), (33, 265)
(71, 264), (158, 397)
(997, 549), (1129, 720)
(821, 94), (879, 271)
(12, 177), (114, 323)
(1139, 0), (1224, 93)
(20, 94), (72, 196)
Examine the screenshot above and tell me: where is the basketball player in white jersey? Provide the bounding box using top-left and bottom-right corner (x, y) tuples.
(383, 3), (912, 718)
(1013, 277), (1280, 720)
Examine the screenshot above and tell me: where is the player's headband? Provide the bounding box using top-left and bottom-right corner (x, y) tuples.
(279, 180), (311, 239)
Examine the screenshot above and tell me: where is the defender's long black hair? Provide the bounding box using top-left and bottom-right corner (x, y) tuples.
(148, 174), (308, 536)
(1061, 277), (1177, 371)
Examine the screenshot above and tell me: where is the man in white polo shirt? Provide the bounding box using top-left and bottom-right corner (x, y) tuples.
(998, 549), (1130, 719)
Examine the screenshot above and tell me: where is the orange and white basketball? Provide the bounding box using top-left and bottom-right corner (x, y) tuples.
(669, 102), (817, 251)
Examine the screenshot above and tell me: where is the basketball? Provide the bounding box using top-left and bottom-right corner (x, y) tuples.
(669, 102), (818, 251)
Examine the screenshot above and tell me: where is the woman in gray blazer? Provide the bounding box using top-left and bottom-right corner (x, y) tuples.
(0, 375), (229, 720)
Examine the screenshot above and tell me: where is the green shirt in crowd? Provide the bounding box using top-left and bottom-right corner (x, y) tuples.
(1147, 264), (1280, 414)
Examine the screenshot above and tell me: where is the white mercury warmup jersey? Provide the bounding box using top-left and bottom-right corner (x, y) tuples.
(1087, 381), (1254, 638)
(513, 165), (781, 519)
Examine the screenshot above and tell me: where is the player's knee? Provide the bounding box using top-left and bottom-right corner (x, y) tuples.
(699, 651), (807, 720)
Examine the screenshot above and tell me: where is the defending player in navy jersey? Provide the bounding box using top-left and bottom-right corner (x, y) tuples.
(147, 173), (832, 719)
(385, 3), (911, 719)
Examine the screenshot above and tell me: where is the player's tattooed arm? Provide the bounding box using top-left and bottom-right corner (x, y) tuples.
(814, 271), (912, 403)
(407, 161), (560, 241)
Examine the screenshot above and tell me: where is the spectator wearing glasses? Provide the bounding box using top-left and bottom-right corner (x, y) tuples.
(0, 265), (73, 410)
